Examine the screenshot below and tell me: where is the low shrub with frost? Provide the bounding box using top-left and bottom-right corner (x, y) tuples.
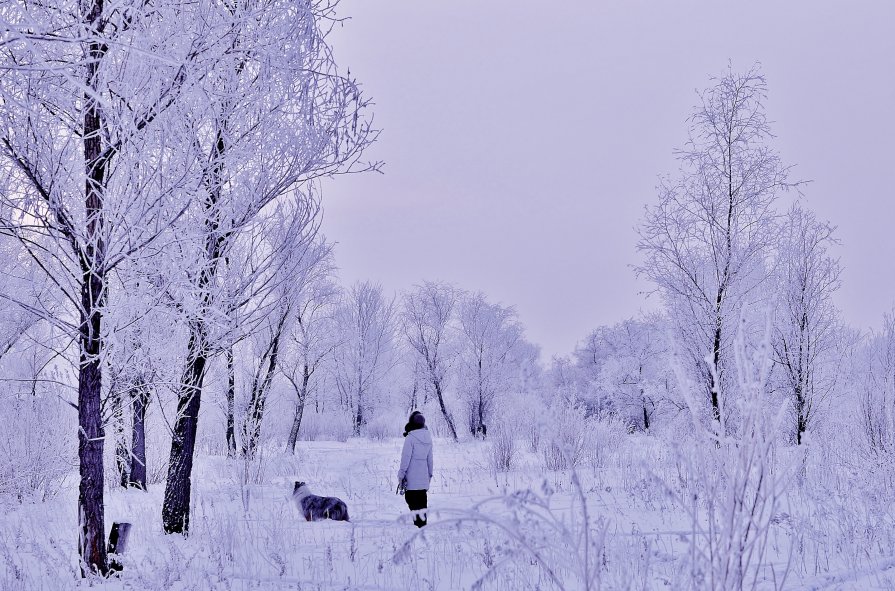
(299, 409), (353, 442)
(487, 427), (517, 473)
(0, 395), (74, 503)
(664, 329), (794, 590)
(395, 471), (610, 591)
(539, 399), (590, 471)
(583, 415), (627, 470)
(364, 412), (396, 441)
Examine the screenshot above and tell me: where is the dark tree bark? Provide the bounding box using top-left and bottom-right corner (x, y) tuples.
(77, 0), (110, 573)
(433, 378), (457, 441)
(162, 121), (227, 535)
(107, 522), (131, 573)
(163, 322), (209, 534)
(226, 345), (237, 457)
(353, 394), (364, 436)
(78, 342), (108, 577)
(242, 313), (287, 458)
(129, 384), (150, 490)
(642, 397), (651, 432)
(710, 304), (724, 424)
(285, 363), (310, 453)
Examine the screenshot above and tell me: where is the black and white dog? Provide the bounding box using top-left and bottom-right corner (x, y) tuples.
(292, 481), (350, 522)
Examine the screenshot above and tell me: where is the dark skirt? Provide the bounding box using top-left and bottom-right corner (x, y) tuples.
(404, 489), (428, 527)
(404, 489), (427, 511)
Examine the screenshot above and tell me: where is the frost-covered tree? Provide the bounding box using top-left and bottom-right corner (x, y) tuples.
(403, 282), (460, 441)
(861, 311), (895, 454)
(771, 205), (841, 444)
(573, 327), (615, 417)
(331, 281), (396, 435)
(103, 276), (182, 491)
(596, 318), (668, 432)
(161, 0), (378, 534)
(637, 66), (795, 431)
(235, 205), (325, 459)
(0, 0), (216, 573)
(279, 245), (338, 453)
(456, 292), (523, 437)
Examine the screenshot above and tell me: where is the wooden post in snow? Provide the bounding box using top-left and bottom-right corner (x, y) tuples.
(107, 522), (131, 573)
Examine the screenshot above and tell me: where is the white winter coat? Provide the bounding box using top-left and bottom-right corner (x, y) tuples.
(398, 428), (434, 491)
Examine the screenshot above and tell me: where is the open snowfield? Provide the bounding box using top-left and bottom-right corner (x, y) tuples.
(3, 428), (895, 591)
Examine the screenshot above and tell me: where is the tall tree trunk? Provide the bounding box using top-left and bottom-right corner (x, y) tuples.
(242, 316), (287, 459)
(77, 0), (109, 573)
(226, 345), (237, 457)
(286, 365), (310, 454)
(433, 378), (457, 441)
(353, 393), (364, 436)
(129, 384), (150, 490)
(162, 120), (227, 535)
(710, 308), (723, 425)
(163, 323), (209, 534)
(78, 348), (107, 577)
(642, 393), (650, 433)
(477, 393), (485, 439)
(795, 388), (806, 445)
(408, 380), (418, 412)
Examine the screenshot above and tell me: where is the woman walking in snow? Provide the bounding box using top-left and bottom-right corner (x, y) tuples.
(397, 411), (433, 527)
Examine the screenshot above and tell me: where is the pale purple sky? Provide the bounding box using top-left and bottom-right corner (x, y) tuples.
(323, 1), (895, 359)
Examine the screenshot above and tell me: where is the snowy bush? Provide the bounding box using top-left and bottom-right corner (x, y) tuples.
(487, 428), (517, 473)
(397, 472), (612, 590)
(364, 411), (398, 441)
(859, 311), (895, 455)
(504, 394), (546, 452)
(665, 332), (794, 590)
(539, 399), (590, 471)
(299, 409), (353, 442)
(0, 395), (74, 503)
(582, 416), (627, 470)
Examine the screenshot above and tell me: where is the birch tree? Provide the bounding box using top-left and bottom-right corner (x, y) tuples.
(772, 205), (841, 444)
(403, 282), (460, 440)
(331, 281), (396, 436)
(238, 206), (326, 459)
(637, 66), (796, 431)
(279, 244), (338, 453)
(456, 292), (523, 437)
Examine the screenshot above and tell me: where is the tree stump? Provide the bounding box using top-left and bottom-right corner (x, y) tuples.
(107, 522), (131, 573)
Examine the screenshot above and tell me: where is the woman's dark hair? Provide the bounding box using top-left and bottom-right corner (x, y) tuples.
(403, 410), (426, 436)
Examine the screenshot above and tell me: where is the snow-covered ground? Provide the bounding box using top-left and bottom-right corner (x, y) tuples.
(2, 434), (895, 590)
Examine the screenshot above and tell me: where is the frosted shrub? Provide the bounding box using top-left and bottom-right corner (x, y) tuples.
(364, 412), (396, 441)
(145, 430), (171, 486)
(299, 410), (352, 442)
(583, 416), (626, 470)
(0, 395), (74, 503)
(669, 332), (793, 590)
(540, 400), (589, 471)
(397, 472), (611, 590)
(238, 445), (268, 486)
(509, 395), (546, 452)
(859, 311), (895, 454)
(487, 428), (517, 473)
